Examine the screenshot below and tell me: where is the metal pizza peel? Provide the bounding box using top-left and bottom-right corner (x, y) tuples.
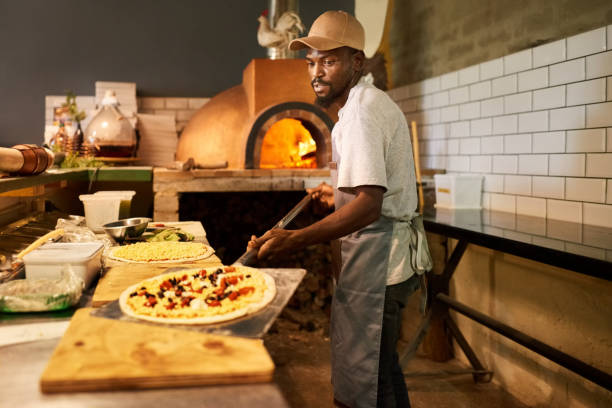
(90, 267), (305, 338)
(233, 193), (312, 266)
(91, 194), (312, 338)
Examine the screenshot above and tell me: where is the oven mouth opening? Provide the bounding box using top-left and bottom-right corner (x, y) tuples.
(245, 102), (334, 169)
(259, 118), (317, 169)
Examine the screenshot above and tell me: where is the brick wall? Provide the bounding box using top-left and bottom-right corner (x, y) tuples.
(138, 97), (210, 133)
(389, 0), (612, 87)
(388, 26), (612, 228)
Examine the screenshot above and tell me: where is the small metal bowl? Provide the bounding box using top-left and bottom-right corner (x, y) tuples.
(102, 217), (151, 243)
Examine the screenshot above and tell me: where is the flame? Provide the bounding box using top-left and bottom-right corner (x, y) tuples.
(260, 118), (317, 168)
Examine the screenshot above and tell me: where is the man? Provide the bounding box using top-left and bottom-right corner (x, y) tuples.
(249, 10), (423, 408)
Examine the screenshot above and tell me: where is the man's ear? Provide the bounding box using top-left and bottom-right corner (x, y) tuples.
(352, 51), (365, 72)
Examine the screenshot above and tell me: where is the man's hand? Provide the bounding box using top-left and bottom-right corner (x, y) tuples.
(248, 229), (304, 260)
(246, 184), (383, 261)
(307, 182), (334, 215)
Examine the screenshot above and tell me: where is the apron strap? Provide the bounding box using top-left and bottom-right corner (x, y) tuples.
(406, 213), (433, 274)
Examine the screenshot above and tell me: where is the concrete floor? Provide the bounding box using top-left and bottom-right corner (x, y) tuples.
(264, 318), (530, 408)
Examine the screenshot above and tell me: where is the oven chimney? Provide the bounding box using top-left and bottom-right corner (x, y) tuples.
(267, 0), (299, 59)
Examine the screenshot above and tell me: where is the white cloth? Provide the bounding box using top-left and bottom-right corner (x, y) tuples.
(332, 78), (418, 285)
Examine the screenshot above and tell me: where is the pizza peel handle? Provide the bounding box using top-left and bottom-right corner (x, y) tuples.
(233, 194), (312, 267)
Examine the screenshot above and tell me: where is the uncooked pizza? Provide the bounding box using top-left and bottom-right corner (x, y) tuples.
(108, 241), (214, 263)
(118, 266), (276, 324)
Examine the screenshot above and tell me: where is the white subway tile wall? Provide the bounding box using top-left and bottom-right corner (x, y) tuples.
(481, 97), (504, 117)
(516, 196), (547, 217)
(547, 199), (582, 223)
(532, 131), (565, 153)
(586, 50), (612, 79)
(519, 154), (548, 175)
(565, 177), (606, 203)
(566, 129), (606, 152)
(533, 85), (566, 110)
(567, 28), (606, 59)
(549, 58), (585, 86)
(532, 176), (565, 199)
(533, 39), (566, 68)
(518, 67), (548, 92)
(480, 58), (504, 80)
(389, 25), (612, 226)
(449, 86), (470, 104)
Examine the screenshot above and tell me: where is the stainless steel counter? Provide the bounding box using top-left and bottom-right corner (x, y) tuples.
(0, 337), (288, 408)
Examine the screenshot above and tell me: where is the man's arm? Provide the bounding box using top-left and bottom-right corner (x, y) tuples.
(250, 185), (384, 260)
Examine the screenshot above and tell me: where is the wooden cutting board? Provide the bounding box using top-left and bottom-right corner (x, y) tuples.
(92, 257), (223, 307)
(40, 308), (274, 393)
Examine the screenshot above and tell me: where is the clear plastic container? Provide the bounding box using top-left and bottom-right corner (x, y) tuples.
(94, 190), (136, 219)
(434, 174), (483, 209)
(0, 265), (84, 312)
(22, 242), (103, 289)
(79, 194), (122, 232)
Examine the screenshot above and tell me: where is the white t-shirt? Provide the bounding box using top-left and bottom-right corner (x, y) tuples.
(332, 78), (418, 285)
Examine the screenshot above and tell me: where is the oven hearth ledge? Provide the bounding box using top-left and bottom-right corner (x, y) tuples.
(153, 168), (331, 221)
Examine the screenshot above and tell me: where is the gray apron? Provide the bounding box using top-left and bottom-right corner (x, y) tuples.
(330, 166), (393, 408)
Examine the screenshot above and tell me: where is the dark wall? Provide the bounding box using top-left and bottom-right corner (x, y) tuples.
(389, 0), (612, 87)
(0, 0), (353, 147)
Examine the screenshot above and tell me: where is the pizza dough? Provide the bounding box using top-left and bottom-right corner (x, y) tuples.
(118, 266), (276, 325)
(108, 241), (215, 263)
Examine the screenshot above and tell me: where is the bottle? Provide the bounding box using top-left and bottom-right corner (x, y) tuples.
(84, 90), (137, 157)
(49, 122), (67, 153)
(65, 122), (83, 155)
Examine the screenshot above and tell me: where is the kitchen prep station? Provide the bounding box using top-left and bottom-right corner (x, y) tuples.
(0, 171), (310, 407)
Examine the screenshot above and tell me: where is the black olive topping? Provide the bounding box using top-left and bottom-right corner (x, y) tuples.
(130, 292), (137, 297)
(140, 286), (146, 290)
(157, 291), (165, 298)
(246, 274), (251, 278)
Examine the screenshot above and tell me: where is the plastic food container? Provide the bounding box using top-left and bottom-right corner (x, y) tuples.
(23, 242), (103, 289)
(79, 194), (122, 232)
(94, 190), (136, 219)
(434, 174), (483, 209)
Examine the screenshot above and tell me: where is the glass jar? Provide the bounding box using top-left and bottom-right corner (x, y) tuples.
(83, 90), (136, 157)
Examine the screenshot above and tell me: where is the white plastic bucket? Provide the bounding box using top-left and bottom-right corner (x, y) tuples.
(434, 174), (483, 209)
(94, 190), (135, 219)
(79, 194), (122, 232)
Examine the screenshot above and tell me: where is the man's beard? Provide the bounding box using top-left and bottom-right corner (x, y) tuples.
(312, 75), (352, 108)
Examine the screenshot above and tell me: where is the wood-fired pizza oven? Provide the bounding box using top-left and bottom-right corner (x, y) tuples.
(176, 59), (334, 170)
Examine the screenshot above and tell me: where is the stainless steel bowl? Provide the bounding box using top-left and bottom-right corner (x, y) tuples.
(102, 217), (151, 242)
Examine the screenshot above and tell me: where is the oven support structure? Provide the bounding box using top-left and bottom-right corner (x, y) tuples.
(152, 168), (330, 221)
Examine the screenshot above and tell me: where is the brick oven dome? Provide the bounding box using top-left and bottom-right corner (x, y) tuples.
(177, 84), (249, 168)
(176, 59), (335, 169)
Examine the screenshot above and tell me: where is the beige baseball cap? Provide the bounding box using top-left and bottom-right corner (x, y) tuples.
(289, 10), (365, 52)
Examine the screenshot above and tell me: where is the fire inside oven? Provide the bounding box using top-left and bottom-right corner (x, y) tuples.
(259, 118), (317, 169)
